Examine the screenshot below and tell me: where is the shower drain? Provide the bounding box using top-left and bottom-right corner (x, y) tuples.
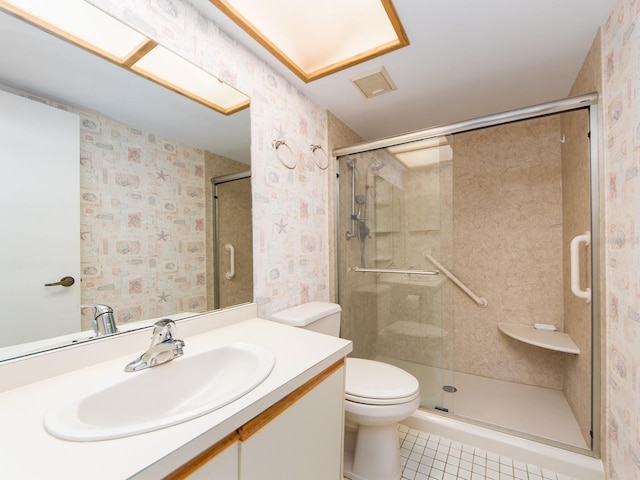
(442, 385), (458, 393)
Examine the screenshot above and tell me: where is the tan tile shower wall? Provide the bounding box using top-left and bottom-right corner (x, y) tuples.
(328, 111), (363, 304)
(328, 113), (377, 354)
(452, 117), (566, 389)
(338, 157), (383, 357)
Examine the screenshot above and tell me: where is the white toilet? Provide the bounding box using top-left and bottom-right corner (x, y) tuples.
(270, 301), (420, 480)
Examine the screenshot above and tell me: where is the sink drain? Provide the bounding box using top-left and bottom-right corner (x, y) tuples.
(442, 385), (457, 393)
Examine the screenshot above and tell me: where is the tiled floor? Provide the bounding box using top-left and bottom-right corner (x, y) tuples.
(397, 425), (577, 480)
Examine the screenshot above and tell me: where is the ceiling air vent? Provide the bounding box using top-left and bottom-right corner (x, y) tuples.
(350, 66), (397, 99)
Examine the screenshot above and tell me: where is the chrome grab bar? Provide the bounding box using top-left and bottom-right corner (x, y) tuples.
(349, 267), (440, 276)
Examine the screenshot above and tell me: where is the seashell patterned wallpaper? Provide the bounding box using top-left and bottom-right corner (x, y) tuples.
(88, 0), (331, 320)
(602, 0), (640, 477)
(78, 110), (208, 326)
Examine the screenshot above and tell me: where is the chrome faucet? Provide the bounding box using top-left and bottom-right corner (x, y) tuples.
(124, 319), (185, 372)
(82, 304), (118, 337)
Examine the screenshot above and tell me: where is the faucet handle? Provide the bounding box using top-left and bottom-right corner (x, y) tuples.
(150, 319), (177, 344)
(174, 339), (185, 356)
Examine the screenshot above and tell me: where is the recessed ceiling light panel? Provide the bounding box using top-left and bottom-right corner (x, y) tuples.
(386, 137), (453, 168)
(210, 0), (409, 82)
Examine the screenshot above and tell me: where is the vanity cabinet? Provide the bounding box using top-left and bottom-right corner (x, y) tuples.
(164, 432), (239, 479)
(239, 361), (345, 480)
(165, 360), (345, 480)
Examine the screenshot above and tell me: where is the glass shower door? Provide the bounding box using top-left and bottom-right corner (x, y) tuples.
(212, 172), (253, 310)
(335, 98), (598, 452)
(338, 136), (454, 412)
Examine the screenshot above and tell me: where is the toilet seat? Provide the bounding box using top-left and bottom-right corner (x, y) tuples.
(345, 358), (419, 405)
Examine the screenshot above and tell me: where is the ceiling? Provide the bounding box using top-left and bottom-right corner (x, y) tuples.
(191, 0), (614, 142)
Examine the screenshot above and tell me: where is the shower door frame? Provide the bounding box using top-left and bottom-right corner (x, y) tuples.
(333, 93), (602, 458)
(211, 170), (252, 310)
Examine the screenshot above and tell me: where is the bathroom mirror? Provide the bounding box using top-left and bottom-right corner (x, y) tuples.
(0, 9), (252, 362)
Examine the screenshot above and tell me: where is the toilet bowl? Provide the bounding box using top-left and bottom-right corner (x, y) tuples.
(343, 358), (420, 480)
(270, 302), (420, 480)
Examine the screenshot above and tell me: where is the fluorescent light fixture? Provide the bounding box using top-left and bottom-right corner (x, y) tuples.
(0, 0), (147, 62)
(211, 0), (409, 82)
(132, 45), (250, 114)
(387, 138), (453, 169)
(0, 0), (250, 115)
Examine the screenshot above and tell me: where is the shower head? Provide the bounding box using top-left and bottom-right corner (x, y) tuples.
(368, 157), (385, 171)
(346, 156), (357, 168)
(355, 194), (366, 204)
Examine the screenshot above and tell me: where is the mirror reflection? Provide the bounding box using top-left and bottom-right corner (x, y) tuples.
(0, 9), (252, 361)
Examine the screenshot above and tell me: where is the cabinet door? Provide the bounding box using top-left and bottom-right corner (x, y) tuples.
(239, 362), (345, 480)
(165, 432), (239, 479)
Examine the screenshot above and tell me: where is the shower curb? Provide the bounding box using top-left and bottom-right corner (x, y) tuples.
(402, 409), (604, 480)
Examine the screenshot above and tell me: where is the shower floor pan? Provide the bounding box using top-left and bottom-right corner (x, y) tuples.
(376, 355), (588, 449)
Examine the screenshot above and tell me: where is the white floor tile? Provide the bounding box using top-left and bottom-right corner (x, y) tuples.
(449, 448), (462, 459)
(395, 425), (572, 480)
(429, 468), (445, 480)
(447, 457), (460, 468)
(457, 469), (472, 480)
(486, 469), (500, 480)
(474, 456), (487, 467)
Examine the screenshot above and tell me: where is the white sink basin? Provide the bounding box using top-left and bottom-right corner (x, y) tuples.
(44, 341), (275, 441)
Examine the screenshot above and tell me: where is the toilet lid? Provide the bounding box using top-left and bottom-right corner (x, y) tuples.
(345, 358), (419, 405)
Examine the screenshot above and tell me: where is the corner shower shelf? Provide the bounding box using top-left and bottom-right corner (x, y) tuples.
(497, 323), (580, 354)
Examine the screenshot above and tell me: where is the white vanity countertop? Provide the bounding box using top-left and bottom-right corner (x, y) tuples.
(0, 318), (352, 479)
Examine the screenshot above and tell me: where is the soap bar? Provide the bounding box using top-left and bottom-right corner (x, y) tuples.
(533, 323), (557, 331)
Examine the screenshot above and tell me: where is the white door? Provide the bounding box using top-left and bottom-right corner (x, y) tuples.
(0, 89), (80, 347)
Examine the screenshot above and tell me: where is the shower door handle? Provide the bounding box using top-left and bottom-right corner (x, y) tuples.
(224, 243), (235, 280)
(570, 231), (591, 303)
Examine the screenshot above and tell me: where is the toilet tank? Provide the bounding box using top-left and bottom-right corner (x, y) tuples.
(270, 301), (342, 337)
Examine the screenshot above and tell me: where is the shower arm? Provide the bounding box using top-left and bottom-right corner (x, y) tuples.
(423, 252), (488, 307)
